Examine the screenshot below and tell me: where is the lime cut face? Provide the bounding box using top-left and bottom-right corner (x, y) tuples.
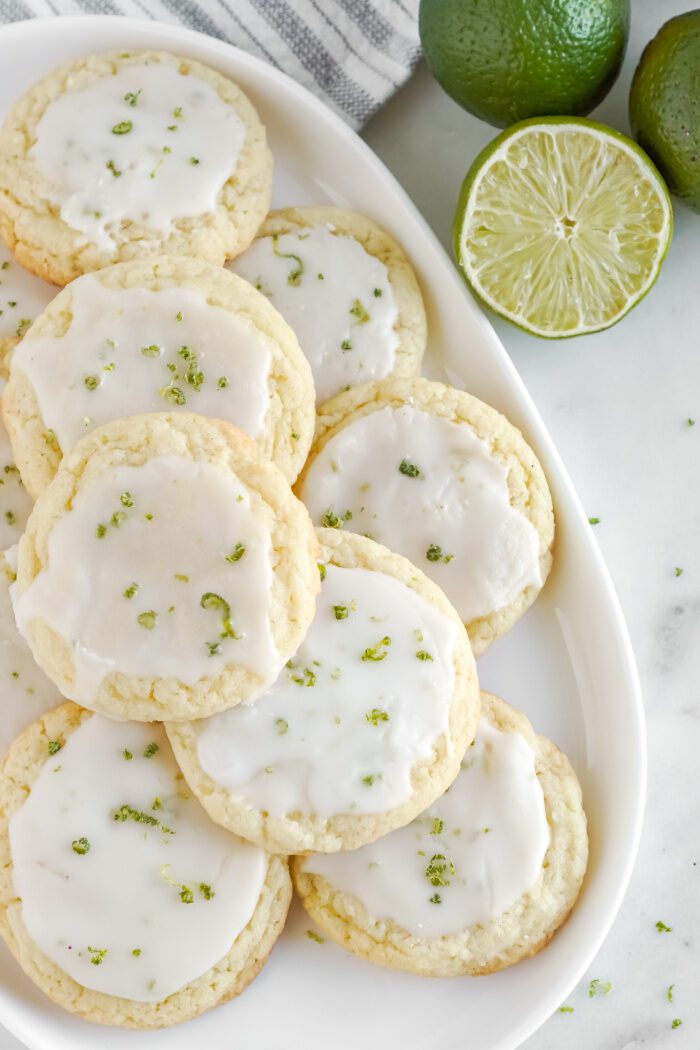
(454, 119), (673, 338)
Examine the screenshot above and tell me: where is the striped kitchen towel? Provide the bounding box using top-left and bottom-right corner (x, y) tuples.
(0, 0), (421, 129)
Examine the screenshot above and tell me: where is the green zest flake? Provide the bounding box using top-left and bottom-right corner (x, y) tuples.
(321, 509), (341, 528)
(123, 749), (133, 760)
(349, 298), (370, 323)
(179, 886), (194, 904)
(425, 543), (454, 563)
(47, 740), (62, 756)
(141, 344), (161, 357)
(366, 708), (389, 726)
(173, 106), (183, 119)
(167, 124), (177, 132)
(199, 883), (215, 900)
(190, 156), (200, 166)
(275, 718), (289, 735)
(656, 920), (672, 933)
(317, 272), (325, 280)
(152, 797), (162, 811)
(588, 516), (601, 525)
(318, 562), (327, 581)
(16, 319), (31, 338)
(333, 604), (349, 620)
(201, 592), (237, 639)
(112, 120), (133, 135)
(361, 636), (391, 662)
(110, 511), (127, 527)
(362, 774), (378, 786)
(43, 429), (57, 445)
(399, 459), (421, 478)
(687, 418), (696, 427)
(207, 641), (221, 656)
(217, 376), (230, 389)
(559, 1006), (574, 1014)
(132, 948), (142, 957)
(0, 261), (8, 269)
(145, 513), (154, 520)
(373, 287), (382, 297)
(184, 363), (205, 390)
(430, 817), (444, 835)
(290, 667), (316, 687)
(160, 384), (187, 405)
(123, 582), (139, 599)
(425, 853), (455, 887)
(124, 90), (141, 106)
(114, 804), (161, 827)
(225, 543), (246, 563)
(5, 511), (15, 525)
(71, 837), (90, 855)
(667, 985), (675, 1003)
(291, 430), (301, 441)
(88, 946), (107, 966)
(271, 234), (304, 286)
(340, 338), (352, 351)
(589, 979), (613, 997)
(143, 742), (159, 759)
(672, 1019), (682, 1029)
(137, 610), (158, 630)
(175, 311), (183, 321)
(120, 491), (134, 508)
(174, 573), (189, 583)
(429, 893), (442, 904)
(306, 930), (324, 944)
(84, 375), (100, 391)
(675, 567), (684, 577)
(106, 159), (122, 178)
(96, 523), (107, 538)
(416, 650), (434, 661)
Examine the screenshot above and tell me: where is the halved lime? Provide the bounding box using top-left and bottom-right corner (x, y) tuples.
(454, 117), (673, 338)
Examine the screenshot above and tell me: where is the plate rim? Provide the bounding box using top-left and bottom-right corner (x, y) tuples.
(0, 14), (647, 1050)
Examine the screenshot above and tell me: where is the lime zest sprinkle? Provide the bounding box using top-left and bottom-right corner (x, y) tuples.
(272, 234), (304, 285)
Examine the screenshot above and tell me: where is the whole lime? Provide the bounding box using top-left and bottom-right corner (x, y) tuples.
(419, 0), (630, 128)
(630, 11), (700, 212)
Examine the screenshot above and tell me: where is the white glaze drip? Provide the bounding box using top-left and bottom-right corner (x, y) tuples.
(12, 455), (277, 706)
(301, 405), (543, 622)
(303, 720), (550, 936)
(231, 226), (399, 402)
(0, 243), (55, 342)
(9, 718), (267, 1001)
(195, 564), (457, 818)
(13, 276), (272, 454)
(30, 63), (245, 251)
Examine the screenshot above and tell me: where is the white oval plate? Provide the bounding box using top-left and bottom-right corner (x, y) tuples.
(0, 15), (645, 1050)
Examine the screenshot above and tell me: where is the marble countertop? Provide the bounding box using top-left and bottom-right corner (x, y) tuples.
(365, 1), (699, 1046)
(0, 2), (697, 1048)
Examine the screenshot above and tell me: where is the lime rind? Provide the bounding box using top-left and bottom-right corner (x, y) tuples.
(454, 117), (673, 339)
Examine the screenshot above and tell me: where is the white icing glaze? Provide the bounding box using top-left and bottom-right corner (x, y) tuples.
(9, 717), (267, 1002)
(301, 405), (543, 622)
(0, 379), (33, 548)
(13, 276), (272, 454)
(12, 455), (277, 706)
(0, 243), (55, 341)
(231, 226), (399, 402)
(195, 564), (457, 819)
(30, 63), (245, 252)
(0, 566), (63, 755)
(303, 719), (550, 937)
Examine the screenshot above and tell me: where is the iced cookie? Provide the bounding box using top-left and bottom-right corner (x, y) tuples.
(297, 378), (554, 655)
(294, 692), (587, 976)
(12, 413), (319, 722)
(0, 705), (291, 1027)
(0, 554), (63, 755)
(0, 50), (272, 285)
(0, 242), (55, 366)
(230, 207), (426, 402)
(167, 529), (480, 854)
(2, 256), (315, 494)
